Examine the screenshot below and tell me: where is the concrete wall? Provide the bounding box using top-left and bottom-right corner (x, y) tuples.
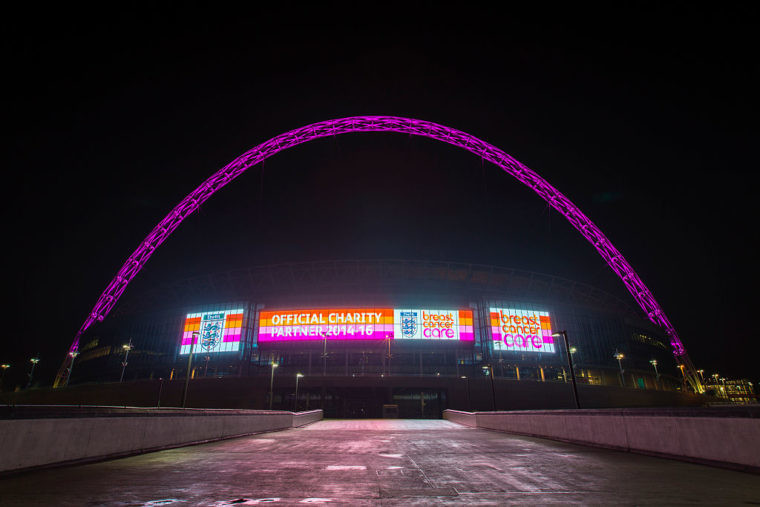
(293, 409), (323, 427)
(444, 408), (760, 471)
(0, 408), (322, 474)
(443, 409), (477, 427)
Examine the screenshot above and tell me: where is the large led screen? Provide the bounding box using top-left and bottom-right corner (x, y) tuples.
(258, 308), (473, 343)
(180, 309), (244, 354)
(258, 309), (394, 341)
(490, 307), (555, 353)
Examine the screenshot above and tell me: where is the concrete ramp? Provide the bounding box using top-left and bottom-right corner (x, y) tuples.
(1, 417), (759, 504)
(302, 419), (463, 431)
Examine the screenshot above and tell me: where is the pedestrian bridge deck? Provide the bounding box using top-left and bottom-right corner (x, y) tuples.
(1, 419), (758, 505)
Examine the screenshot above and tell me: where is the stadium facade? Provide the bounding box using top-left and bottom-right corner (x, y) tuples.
(65, 260), (693, 416)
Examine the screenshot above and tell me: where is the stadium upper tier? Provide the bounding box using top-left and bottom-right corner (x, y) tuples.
(112, 259), (640, 320)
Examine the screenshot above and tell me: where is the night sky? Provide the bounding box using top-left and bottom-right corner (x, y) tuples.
(4, 4), (758, 387)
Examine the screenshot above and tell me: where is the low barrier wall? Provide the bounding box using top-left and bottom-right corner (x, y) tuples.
(443, 409), (477, 427)
(293, 409), (323, 427)
(0, 407), (322, 474)
(444, 407), (760, 472)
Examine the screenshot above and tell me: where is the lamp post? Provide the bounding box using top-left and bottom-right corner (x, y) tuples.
(553, 331), (580, 409)
(181, 331), (198, 408)
(65, 351), (79, 386)
(321, 332), (328, 376)
(649, 359), (660, 387)
(385, 333), (393, 376)
(461, 376), (471, 411)
(294, 373), (304, 412)
(269, 361), (279, 410)
(697, 369), (705, 382)
(156, 378), (164, 408)
(614, 351), (625, 387)
(120, 338), (133, 383)
(1, 364), (9, 389)
(27, 357), (40, 388)
(484, 364), (496, 411)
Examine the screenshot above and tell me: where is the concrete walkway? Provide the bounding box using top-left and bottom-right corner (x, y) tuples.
(1, 419), (758, 505)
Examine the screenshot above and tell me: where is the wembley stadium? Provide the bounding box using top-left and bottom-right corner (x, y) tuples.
(46, 259), (706, 418)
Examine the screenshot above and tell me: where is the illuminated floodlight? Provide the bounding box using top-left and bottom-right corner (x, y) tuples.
(69, 351), (79, 358)
(1, 364), (9, 370)
(614, 352), (625, 360)
(272, 362), (279, 368)
(30, 357), (40, 364)
(569, 346), (577, 354)
(296, 373), (304, 378)
(649, 359), (658, 366)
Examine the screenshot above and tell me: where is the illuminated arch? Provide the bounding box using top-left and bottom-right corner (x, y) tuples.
(56, 116), (700, 390)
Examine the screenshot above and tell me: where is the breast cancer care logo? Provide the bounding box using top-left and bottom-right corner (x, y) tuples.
(400, 311), (419, 339)
(200, 318), (223, 351)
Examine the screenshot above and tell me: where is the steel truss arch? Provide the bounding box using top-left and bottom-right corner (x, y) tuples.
(54, 116), (702, 391)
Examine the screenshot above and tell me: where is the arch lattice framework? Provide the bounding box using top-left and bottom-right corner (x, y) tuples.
(54, 116), (701, 391)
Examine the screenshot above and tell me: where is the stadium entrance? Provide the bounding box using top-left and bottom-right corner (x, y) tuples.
(316, 387), (447, 419)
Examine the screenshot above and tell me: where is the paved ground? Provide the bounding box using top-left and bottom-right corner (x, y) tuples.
(1, 419), (759, 505)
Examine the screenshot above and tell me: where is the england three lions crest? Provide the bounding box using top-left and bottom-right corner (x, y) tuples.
(200, 320), (222, 350)
(400, 311), (418, 339)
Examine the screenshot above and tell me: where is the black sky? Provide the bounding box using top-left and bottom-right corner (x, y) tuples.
(3, 3), (758, 386)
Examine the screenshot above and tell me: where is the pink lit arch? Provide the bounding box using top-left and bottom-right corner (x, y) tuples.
(55, 116), (701, 390)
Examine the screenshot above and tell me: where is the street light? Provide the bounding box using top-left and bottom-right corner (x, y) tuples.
(385, 333), (393, 376)
(553, 331), (580, 409)
(321, 332), (328, 376)
(269, 361), (279, 410)
(181, 331), (199, 408)
(1, 364), (9, 389)
(649, 359), (660, 384)
(65, 351), (79, 386)
(482, 364), (496, 410)
(120, 338), (133, 383)
(614, 351), (625, 387)
(294, 373), (304, 412)
(697, 369), (705, 381)
(27, 357), (40, 388)
(461, 376), (471, 411)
